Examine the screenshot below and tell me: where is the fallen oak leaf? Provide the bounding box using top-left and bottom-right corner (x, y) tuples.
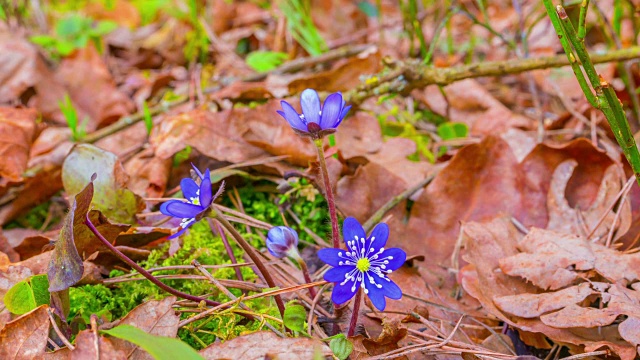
(0, 107), (37, 188)
(493, 282), (599, 319)
(0, 305), (49, 359)
(105, 296), (179, 360)
(498, 228), (595, 290)
(198, 331), (332, 360)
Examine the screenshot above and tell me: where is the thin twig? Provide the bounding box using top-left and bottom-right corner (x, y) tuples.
(362, 173), (436, 232)
(307, 283), (330, 336)
(47, 308), (75, 351)
(191, 260), (283, 337)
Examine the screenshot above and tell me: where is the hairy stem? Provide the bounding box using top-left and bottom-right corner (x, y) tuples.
(314, 139), (340, 248)
(83, 214), (221, 307)
(347, 289), (363, 337)
(210, 208), (287, 319)
(292, 253), (317, 299)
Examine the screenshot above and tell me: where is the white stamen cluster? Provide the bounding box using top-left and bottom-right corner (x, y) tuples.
(337, 234), (394, 294)
(189, 189), (201, 206)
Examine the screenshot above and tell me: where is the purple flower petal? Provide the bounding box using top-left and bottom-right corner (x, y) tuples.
(364, 278), (386, 311)
(319, 93), (343, 129)
(267, 243), (289, 258)
(160, 201), (203, 218)
(368, 222), (389, 251)
(379, 248), (407, 271)
(180, 178), (199, 201)
(381, 278), (402, 300)
(331, 277), (358, 305)
(339, 105), (351, 121)
(317, 248), (343, 267)
(324, 266), (355, 282)
(300, 89), (321, 124)
(168, 218), (195, 239)
(199, 172), (213, 207)
(191, 163), (205, 180)
(279, 101), (307, 132)
(342, 217), (366, 246)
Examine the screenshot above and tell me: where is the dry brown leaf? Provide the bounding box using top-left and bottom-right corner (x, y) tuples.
(415, 79), (530, 135)
(198, 331), (331, 360)
(493, 283), (597, 318)
(153, 102), (318, 168)
(461, 219), (639, 359)
(288, 50), (381, 93)
(0, 305), (49, 359)
(499, 229), (595, 290)
(55, 45), (134, 130)
(361, 318), (407, 356)
(619, 317), (640, 346)
(335, 112), (383, 160)
(500, 228), (640, 289)
(0, 107), (37, 187)
(539, 304), (618, 328)
(71, 330), (127, 360)
(404, 136), (617, 265)
(108, 296), (178, 360)
(546, 160), (630, 240)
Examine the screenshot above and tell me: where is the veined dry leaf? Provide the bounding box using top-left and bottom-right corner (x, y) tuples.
(287, 50), (381, 93)
(62, 144), (142, 224)
(499, 228), (595, 290)
(361, 318), (407, 356)
(459, 217), (637, 360)
(54, 45), (134, 130)
(152, 102), (316, 168)
(405, 136), (616, 265)
(72, 330), (127, 360)
(0, 107), (37, 187)
(335, 112), (383, 160)
(499, 227), (640, 289)
(493, 283), (598, 318)
(546, 160), (631, 240)
(416, 79), (530, 135)
(198, 331), (331, 360)
(0, 305), (49, 359)
(107, 296), (179, 360)
(48, 176), (94, 292)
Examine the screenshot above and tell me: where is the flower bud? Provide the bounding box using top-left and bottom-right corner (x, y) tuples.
(266, 226), (299, 258)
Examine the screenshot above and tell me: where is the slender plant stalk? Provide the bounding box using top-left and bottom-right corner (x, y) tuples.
(210, 208), (287, 319)
(543, 0), (640, 186)
(292, 254), (317, 299)
(83, 214), (221, 307)
(578, 0), (590, 40)
(314, 139), (340, 248)
(207, 218), (244, 283)
(347, 289), (362, 337)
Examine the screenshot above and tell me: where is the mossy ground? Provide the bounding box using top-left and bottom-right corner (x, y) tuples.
(68, 180), (329, 349)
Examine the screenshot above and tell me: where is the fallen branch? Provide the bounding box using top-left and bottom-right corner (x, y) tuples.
(345, 46), (640, 104)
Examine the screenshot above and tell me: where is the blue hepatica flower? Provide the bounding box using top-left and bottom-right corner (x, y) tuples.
(277, 88), (351, 138)
(266, 226), (300, 259)
(318, 217), (406, 311)
(160, 165), (213, 239)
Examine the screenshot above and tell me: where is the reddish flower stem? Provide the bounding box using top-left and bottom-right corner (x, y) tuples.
(347, 288), (362, 337)
(314, 139), (340, 248)
(294, 255), (317, 299)
(83, 214), (221, 307)
(210, 208), (287, 319)
(207, 218), (244, 283)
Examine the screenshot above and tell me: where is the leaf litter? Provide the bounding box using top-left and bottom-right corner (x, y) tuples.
(1, 0), (640, 359)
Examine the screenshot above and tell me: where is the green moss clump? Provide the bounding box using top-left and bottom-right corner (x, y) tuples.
(69, 220), (277, 349)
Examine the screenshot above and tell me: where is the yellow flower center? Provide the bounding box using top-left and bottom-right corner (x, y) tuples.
(356, 258), (370, 272)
